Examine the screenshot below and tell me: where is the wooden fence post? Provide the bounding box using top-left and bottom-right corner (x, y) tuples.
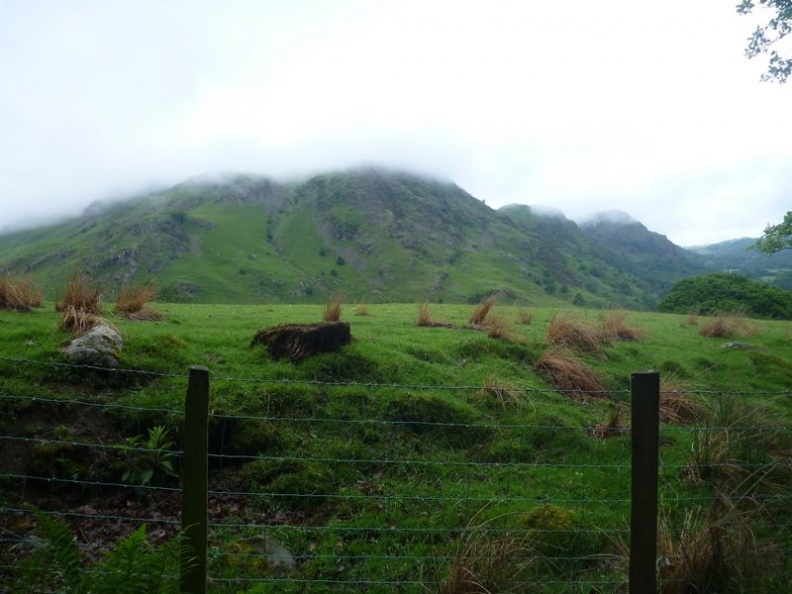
(181, 365), (210, 594)
(630, 370), (660, 593)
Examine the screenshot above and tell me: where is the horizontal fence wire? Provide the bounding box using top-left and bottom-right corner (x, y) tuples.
(1, 356), (791, 592)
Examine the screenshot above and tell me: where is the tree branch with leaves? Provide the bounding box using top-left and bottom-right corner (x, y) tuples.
(755, 210), (792, 252)
(738, 0), (792, 83)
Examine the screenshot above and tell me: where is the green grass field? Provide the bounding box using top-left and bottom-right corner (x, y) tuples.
(1, 303), (791, 592)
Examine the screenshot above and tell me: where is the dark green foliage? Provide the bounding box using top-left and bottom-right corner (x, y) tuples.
(13, 512), (181, 594)
(755, 210), (792, 252)
(659, 273), (792, 319)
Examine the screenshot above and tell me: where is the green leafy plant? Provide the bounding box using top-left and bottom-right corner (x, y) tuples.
(13, 511), (182, 594)
(122, 425), (179, 486)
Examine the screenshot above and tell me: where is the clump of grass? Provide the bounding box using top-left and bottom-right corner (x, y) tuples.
(354, 304), (369, 317)
(655, 496), (779, 593)
(599, 311), (646, 342)
(686, 311), (699, 326)
(438, 518), (537, 594)
(482, 313), (519, 342)
(480, 377), (524, 409)
(515, 308), (533, 325)
(468, 295), (497, 326)
(589, 405), (628, 438)
(56, 275), (103, 314)
(115, 282), (163, 320)
(323, 297), (342, 322)
(546, 315), (604, 358)
(685, 396), (785, 492)
(533, 348), (606, 398)
(416, 302), (453, 328)
(58, 305), (116, 336)
(699, 316), (758, 339)
(0, 276), (42, 311)
(660, 380), (707, 425)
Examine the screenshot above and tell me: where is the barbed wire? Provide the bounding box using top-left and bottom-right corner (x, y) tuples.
(0, 393), (184, 416)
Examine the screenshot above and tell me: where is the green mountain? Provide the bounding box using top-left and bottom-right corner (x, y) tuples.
(0, 168), (710, 307)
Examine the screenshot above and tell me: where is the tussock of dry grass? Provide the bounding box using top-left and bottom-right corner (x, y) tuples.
(654, 496), (778, 593)
(660, 380), (707, 425)
(58, 305), (115, 336)
(533, 348), (606, 397)
(699, 316), (758, 339)
(589, 405), (628, 439)
(416, 302), (453, 328)
(468, 295), (497, 326)
(115, 282), (162, 320)
(546, 315), (604, 358)
(56, 275), (103, 314)
(480, 377), (524, 409)
(439, 523), (536, 594)
(354, 304), (370, 317)
(686, 311), (699, 326)
(599, 311), (646, 342)
(481, 313), (519, 342)
(515, 308), (533, 325)
(0, 276), (42, 311)
(323, 298), (342, 322)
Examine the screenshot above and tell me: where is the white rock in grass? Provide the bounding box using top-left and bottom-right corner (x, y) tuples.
(62, 324), (124, 367)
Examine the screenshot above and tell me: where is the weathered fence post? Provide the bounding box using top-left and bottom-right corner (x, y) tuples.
(630, 370), (660, 593)
(181, 365), (210, 594)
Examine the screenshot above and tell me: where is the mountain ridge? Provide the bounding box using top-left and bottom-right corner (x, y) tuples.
(0, 168), (782, 305)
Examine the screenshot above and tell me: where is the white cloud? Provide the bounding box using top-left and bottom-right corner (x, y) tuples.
(0, 0), (789, 245)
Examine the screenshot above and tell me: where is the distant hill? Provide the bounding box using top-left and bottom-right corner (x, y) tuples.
(0, 168), (762, 307)
(687, 238), (792, 289)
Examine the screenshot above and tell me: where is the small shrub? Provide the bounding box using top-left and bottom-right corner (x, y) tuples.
(546, 315), (604, 358)
(533, 348), (606, 398)
(354, 304), (369, 316)
(121, 425), (179, 486)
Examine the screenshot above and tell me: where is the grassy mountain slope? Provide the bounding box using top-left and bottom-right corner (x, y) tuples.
(688, 237), (792, 289)
(579, 214), (708, 302)
(0, 169), (721, 307)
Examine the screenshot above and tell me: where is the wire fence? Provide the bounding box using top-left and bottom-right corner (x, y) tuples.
(1, 357), (791, 593)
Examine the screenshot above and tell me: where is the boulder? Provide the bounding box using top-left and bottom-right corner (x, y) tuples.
(62, 324), (124, 367)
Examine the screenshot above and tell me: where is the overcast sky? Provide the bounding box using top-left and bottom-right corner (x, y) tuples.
(1, 0), (790, 246)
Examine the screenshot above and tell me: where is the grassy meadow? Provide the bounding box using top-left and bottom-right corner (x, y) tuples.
(1, 300), (792, 592)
